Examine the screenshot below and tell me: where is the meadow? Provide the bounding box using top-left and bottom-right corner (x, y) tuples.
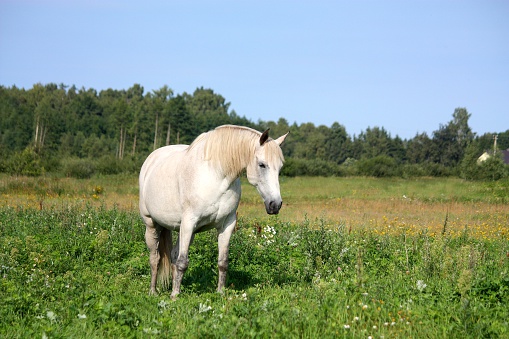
(1, 174), (508, 338)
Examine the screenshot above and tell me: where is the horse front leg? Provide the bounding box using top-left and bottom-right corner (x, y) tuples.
(171, 221), (195, 300)
(217, 214), (237, 293)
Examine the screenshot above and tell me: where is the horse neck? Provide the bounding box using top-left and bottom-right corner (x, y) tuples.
(199, 130), (257, 181)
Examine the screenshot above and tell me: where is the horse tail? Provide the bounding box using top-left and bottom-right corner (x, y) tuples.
(157, 228), (172, 290)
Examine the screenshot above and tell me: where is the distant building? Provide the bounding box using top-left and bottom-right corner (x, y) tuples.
(477, 149), (509, 165)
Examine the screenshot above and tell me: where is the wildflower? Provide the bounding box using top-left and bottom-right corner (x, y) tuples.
(353, 316), (359, 321)
(362, 304), (368, 310)
(78, 313), (87, 319)
(143, 328), (160, 335)
(199, 303), (212, 313)
(344, 324), (350, 329)
(158, 299), (170, 311)
(46, 311), (56, 322)
(416, 280), (427, 292)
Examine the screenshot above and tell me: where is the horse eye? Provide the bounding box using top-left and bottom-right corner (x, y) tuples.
(259, 162), (266, 169)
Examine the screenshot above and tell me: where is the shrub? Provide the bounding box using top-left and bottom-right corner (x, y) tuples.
(61, 157), (96, 179)
(282, 157), (343, 177)
(5, 146), (44, 176)
(95, 155), (124, 175)
(355, 155), (400, 177)
(461, 149), (509, 181)
(401, 163), (428, 178)
(475, 156), (509, 181)
(421, 162), (453, 177)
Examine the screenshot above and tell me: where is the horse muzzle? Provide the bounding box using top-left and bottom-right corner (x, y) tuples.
(265, 200), (283, 215)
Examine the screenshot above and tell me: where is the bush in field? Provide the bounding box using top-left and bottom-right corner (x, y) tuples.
(94, 155), (124, 175)
(422, 161), (454, 177)
(460, 142), (509, 181)
(61, 157), (96, 179)
(5, 146), (44, 176)
(476, 155), (509, 180)
(401, 163), (428, 178)
(282, 158), (343, 177)
(355, 155), (400, 177)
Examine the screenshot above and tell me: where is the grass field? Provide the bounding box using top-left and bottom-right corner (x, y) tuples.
(1, 175), (508, 338)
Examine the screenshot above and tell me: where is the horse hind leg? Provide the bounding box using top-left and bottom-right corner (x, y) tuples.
(144, 218), (172, 295)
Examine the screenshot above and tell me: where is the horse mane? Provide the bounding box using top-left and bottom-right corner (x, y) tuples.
(189, 125), (284, 178)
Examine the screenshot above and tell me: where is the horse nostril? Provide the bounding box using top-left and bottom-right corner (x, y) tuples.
(266, 200), (282, 215)
(270, 200), (282, 211)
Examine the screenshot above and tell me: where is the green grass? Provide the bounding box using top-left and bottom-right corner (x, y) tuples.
(1, 203), (508, 338)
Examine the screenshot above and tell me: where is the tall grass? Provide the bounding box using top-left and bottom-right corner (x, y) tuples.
(1, 175), (508, 337)
(1, 204), (508, 338)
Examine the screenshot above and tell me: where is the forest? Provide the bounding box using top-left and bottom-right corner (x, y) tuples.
(0, 83), (508, 180)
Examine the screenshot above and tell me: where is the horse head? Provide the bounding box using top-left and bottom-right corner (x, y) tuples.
(246, 129), (289, 215)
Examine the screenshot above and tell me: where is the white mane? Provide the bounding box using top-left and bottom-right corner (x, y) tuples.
(189, 125), (284, 179)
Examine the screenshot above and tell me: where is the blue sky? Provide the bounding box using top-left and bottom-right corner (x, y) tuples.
(1, 0), (508, 139)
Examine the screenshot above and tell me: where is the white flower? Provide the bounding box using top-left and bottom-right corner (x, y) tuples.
(353, 316), (360, 321)
(46, 311), (56, 322)
(78, 313), (87, 319)
(199, 303), (212, 313)
(416, 280), (427, 292)
(344, 324), (350, 329)
(158, 299), (170, 310)
(143, 327), (160, 334)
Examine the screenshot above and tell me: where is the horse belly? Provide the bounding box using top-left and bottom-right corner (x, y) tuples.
(144, 182), (183, 229)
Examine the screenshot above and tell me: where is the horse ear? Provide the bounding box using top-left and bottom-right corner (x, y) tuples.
(274, 131), (289, 146)
(260, 128), (270, 145)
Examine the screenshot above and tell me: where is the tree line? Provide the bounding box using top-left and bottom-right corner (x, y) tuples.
(1, 83), (508, 180)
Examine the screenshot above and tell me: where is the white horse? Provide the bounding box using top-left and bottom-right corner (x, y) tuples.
(139, 125), (288, 298)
